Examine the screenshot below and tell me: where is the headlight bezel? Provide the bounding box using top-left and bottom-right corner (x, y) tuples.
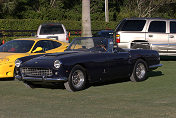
(15, 59), (22, 68)
(54, 60), (62, 69)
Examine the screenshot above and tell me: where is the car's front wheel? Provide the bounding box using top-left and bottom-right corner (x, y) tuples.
(64, 65), (87, 92)
(130, 59), (147, 82)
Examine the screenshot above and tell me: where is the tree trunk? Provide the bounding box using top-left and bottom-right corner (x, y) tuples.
(105, 0), (109, 22)
(82, 0), (92, 37)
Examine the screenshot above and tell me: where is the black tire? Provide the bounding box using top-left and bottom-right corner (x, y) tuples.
(64, 65), (87, 92)
(130, 59), (147, 82)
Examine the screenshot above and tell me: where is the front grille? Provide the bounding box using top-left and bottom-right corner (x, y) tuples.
(21, 67), (53, 77)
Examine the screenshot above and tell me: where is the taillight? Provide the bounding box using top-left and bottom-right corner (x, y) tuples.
(116, 34), (120, 43)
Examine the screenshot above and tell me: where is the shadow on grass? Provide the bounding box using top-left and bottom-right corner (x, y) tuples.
(0, 78), (15, 81)
(91, 70), (163, 87)
(91, 78), (130, 87)
(160, 56), (176, 61)
(147, 71), (164, 78)
(24, 83), (64, 90)
(23, 70), (164, 90)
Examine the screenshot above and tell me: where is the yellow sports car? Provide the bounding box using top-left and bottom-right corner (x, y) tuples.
(0, 38), (69, 79)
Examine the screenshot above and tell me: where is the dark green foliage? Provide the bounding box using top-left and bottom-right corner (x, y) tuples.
(0, 19), (118, 30)
(0, 19), (118, 42)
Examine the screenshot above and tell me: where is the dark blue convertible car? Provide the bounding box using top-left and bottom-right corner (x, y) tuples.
(15, 37), (162, 92)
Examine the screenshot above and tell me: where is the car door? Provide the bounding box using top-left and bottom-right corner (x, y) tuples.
(168, 21), (176, 54)
(105, 51), (130, 80)
(146, 20), (169, 54)
(84, 52), (110, 83)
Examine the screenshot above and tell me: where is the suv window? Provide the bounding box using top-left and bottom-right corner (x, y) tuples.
(118, 20), (146, 31)
(40, 24), (64, 35)
(148, 21), (166, 33)
(170, 21), (176, 33)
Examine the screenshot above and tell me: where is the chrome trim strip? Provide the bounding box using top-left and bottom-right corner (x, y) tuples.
(15, 75), (67, 82)
(149, 64), (163, 69)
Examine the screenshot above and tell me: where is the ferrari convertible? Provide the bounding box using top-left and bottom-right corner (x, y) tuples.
(15, 37), (162, 91)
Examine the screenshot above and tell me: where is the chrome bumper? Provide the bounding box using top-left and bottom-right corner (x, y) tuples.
(15, 75), (68, 82)
(149, 64), (163, 69)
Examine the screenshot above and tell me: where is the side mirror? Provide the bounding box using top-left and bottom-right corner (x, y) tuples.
(32, 47), (43, 53)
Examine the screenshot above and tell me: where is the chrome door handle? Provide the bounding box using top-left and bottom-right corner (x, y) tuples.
(169, 35), (174, 38)
(149, 35), (153, 37)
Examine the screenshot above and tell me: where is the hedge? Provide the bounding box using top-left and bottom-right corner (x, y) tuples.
(0, 19), (120, 30)
(0, 19), (121, 42)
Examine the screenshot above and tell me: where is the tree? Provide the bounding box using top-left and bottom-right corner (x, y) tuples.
(1, 0), (16, 14)
(126, 0), (176, 17)
(105, 0), (109, 22)
(81, 0), (92, 37)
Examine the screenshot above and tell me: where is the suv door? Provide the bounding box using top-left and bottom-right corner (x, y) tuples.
(146, 20), (168, 54)
(168, 21), (176, 54)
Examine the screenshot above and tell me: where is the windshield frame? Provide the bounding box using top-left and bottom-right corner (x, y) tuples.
(66, 37), (113, 52)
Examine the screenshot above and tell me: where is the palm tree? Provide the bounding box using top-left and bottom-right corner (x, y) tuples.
(81, 0), (92, 37)
(105, 0), (109, 22)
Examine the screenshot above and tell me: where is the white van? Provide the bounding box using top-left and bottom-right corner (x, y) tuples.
(36, 23), (69, 43)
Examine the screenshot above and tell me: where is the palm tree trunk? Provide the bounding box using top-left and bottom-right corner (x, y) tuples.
(105, 0), (109, 22)
(81, 0), (92, 37)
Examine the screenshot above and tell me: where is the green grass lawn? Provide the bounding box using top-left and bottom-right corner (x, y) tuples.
(0, 61), (176, 118)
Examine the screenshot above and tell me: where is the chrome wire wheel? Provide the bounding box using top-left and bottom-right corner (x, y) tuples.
(64, 65), (87, 92)
(130, 59), (147, 82)
(135, 63), (146, 80)
(71, 70), (85, 89)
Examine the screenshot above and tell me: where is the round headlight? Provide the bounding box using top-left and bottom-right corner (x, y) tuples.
(54, 60), (61, 68)
(15, 59), (22, 67)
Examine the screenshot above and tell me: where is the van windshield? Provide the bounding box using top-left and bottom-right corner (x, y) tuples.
(40, 24), (64, 35)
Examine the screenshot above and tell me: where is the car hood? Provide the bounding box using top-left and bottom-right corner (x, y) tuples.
(21, 51), (93, 68)
(0, 52), (29, 63)
(33, 51), (90, 60)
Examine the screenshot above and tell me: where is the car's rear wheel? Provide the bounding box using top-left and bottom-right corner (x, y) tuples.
(130, 59), (147, 82)
(64, 65), (87, 92)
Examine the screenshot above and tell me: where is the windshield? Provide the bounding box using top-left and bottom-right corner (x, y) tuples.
(67, 37), (111, 52)
(0, 40), (35, 53)
(40, 24), (64, 35)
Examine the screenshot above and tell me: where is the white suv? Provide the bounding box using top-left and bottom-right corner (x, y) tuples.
(115, 18), (176, 56)
(36, 23), (69, 43)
